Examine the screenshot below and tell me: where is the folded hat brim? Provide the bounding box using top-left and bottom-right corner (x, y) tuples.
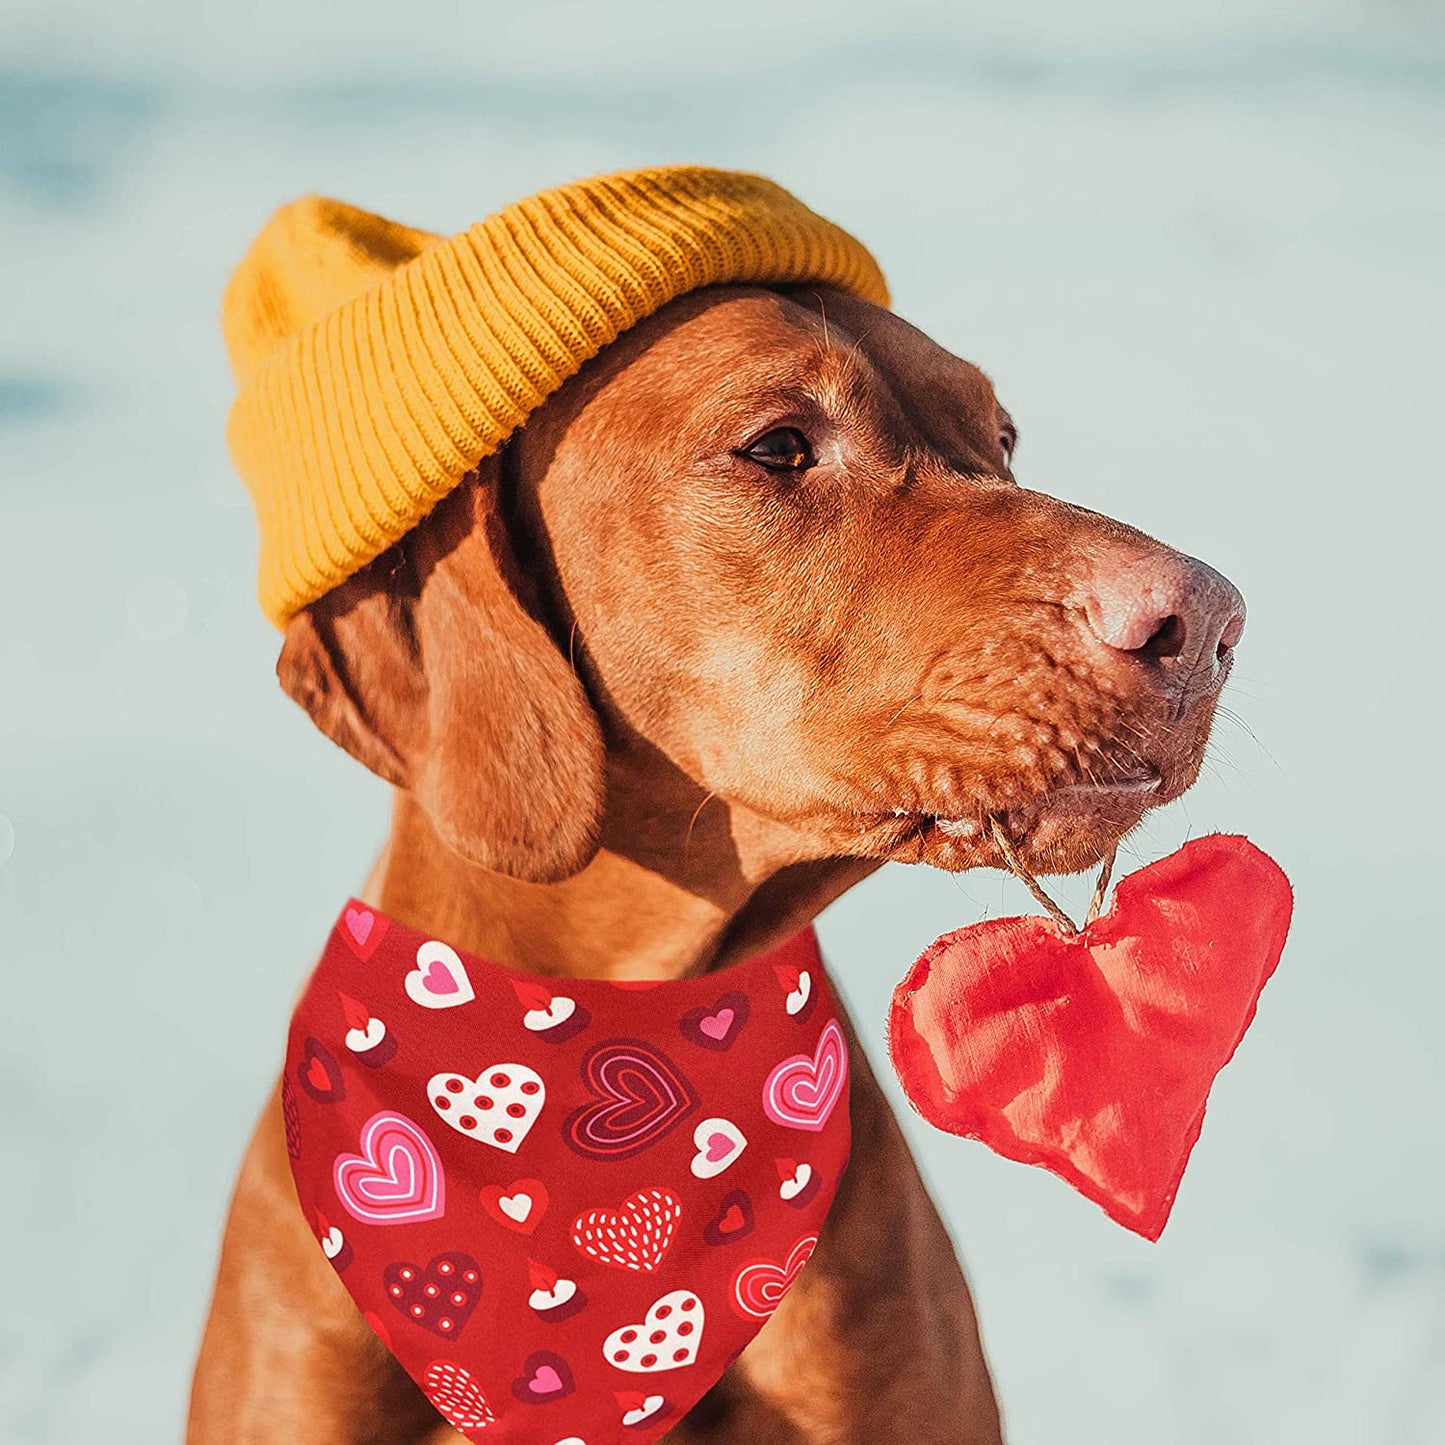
(223, 166), (889, 628)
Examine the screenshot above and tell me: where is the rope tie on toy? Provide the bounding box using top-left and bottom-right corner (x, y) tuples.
(988, 817), (1117, 936)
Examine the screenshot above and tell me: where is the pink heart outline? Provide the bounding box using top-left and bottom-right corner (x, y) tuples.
(731, 1233), (819, 1319)
(763, 1020), (848, 1132)
(333, 1111), (445, 1225)
(563, 1041), (699, 1160)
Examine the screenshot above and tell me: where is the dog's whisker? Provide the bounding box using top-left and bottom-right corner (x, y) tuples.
(684, 791), (718, 851)
(886, 691), (925, 727)
(1212, 705), (1281, 771)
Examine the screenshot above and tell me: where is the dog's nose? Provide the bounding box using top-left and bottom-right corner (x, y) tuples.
(1084, 552), (1245, 694)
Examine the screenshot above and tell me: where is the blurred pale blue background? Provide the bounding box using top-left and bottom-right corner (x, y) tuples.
(2, 2), (1443, 1441)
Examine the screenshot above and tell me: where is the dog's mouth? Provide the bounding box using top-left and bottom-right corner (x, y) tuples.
(858, 770), (1165, 875)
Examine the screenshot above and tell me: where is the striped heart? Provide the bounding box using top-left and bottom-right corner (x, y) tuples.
(731, 1234), (818, 1319)
(423, 1359), (495, 1432)
(763, 1020), (848, 1132)
(333, 1111), (444, 1225)
(563, 1040), (698, 1159)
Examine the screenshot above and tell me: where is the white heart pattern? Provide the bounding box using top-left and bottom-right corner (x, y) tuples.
(523, 995), (577, 1031)
(779, 1162), (813, 1201)
(344, 1016), (386, 1052)
(428, 1064), (545, 1153)
(688, 1116), (747, 1180)
(499, 1191), (534, 1224)
(405, 941), (476, 1010)
(622, 1397), (666, 1426)
(604, 1289), (705, 1373)
(785, 969), (812, 1017)
(529, 1276), (579, 1312)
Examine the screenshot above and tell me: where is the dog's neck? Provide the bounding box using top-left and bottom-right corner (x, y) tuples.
(362, 748), (878, 983)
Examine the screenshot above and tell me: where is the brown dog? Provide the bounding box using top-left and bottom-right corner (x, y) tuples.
(188, 282), (1244, 1442)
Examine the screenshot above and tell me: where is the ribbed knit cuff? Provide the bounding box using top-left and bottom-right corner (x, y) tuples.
(224, 166), (888, 627)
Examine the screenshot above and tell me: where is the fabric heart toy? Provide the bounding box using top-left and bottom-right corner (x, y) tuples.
(888, 833), (1293, 1239)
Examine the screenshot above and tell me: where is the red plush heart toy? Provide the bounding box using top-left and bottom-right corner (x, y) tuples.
(888, 834), (1292, 1239)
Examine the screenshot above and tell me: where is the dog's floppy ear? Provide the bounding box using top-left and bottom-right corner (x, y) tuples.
(276, 460), (606, 883)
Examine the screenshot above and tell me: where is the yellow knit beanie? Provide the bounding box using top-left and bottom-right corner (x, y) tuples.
(222, 165), (889, 627)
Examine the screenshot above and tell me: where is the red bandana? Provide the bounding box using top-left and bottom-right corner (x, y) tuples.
(284, 901), (851, 1441)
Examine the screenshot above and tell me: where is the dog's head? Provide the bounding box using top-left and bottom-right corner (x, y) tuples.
(279, 284), (1243, 886)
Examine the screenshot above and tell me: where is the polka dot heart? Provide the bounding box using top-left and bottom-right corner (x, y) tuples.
(383, 1252), (481, 1338)
(603, 1289), (706, 1373)
(428, 1064), (545, 1153)
(286, 899), (850, 1441)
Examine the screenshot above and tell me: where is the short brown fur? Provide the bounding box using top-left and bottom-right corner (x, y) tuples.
(190, 285), (1237, 1442)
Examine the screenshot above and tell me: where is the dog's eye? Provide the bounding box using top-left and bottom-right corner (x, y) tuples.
(740, 427), (813, 473)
